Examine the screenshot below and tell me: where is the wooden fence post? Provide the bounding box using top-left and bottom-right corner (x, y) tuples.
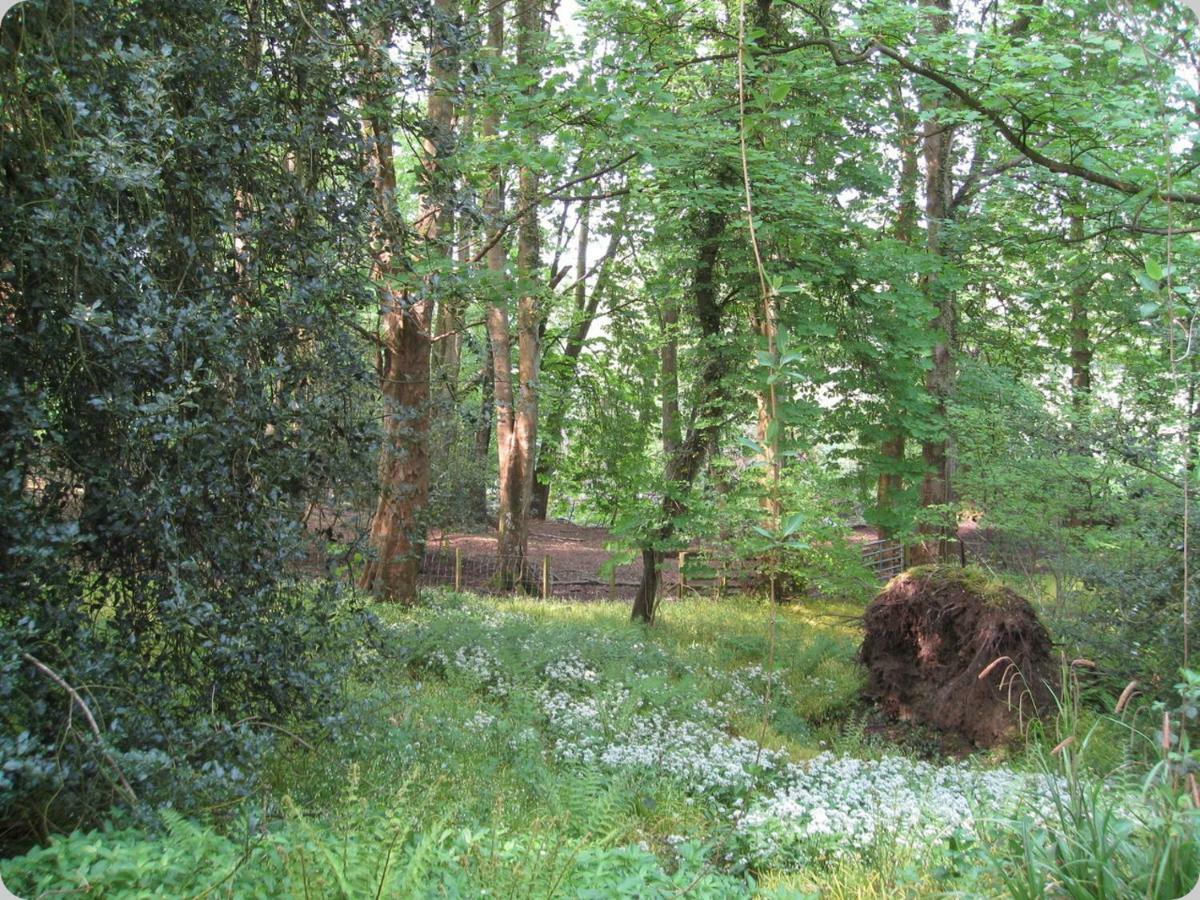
(678, 551), (687, 600)
(542, 555), (550, 600)
(454, 547), (462, 591)
(609, 564), (616, 602)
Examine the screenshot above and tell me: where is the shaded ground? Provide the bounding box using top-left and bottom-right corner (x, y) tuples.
(423, 520), (700, 600)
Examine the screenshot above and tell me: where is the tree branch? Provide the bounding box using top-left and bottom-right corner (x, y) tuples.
(867, 40), (1200, 205)
(470, 153), (638, 264)
(24, 653), (139, 805)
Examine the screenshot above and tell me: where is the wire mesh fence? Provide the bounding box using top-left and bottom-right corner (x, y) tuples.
(415, 547), (732, 600)
(305, 504), (1039, 597)
(415, 540), (908, 599)
(859, 535), (1044, 583)
(958, 532), (1050, 577)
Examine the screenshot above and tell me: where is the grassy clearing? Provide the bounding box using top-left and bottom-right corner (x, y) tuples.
(3, 590), (1196, 898)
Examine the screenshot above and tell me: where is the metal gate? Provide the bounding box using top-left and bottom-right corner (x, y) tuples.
(861, 539), (905, 581)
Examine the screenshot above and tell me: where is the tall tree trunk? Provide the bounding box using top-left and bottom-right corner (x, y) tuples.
(481, 0), (546, 586)
(531, 199), (628, 518)
(511, 0), (543, 586)
(912, 0), (956, 566)
(632, 208), (727, 622)
(511, 181), (539, 586)
(481, 0), (526, 585)
(876, 436), (906, 537)
(359, 3), (456, 601)
(876, 77), (920, 539)
(490, 300), (523, 583)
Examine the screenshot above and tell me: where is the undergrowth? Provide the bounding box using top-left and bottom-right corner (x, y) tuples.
(2, 590), (1196, 898)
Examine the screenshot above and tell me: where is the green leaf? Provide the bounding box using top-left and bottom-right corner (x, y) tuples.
(766, 419), (781, 445)
(1136, 272), (1161, 294)
(781, 512), (806, 536)
(1145, 258), (1164, 281)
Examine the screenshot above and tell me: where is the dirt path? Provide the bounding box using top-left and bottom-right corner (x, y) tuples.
(305, 506), (900, 597)
(422, 520), (683, 600)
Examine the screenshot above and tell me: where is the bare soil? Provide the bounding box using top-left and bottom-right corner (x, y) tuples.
(422, 520), (695, 600)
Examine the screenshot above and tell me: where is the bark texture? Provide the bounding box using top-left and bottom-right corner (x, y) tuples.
(482, 0), (527, 585)
(360, 4), (456, 601)
(488, 0), (544, 589)
(632, 208), (728, 622)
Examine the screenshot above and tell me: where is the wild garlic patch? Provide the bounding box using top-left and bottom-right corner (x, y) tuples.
(395, 598), (1120, 876)
(735, 754), (1068, 867)
(542, 654), (601, 686)
(465, 711), (497, 732)
(538, 687), (787, 798)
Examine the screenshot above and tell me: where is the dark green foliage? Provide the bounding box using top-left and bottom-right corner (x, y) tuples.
(950, 362), (1197, 694)
(0, 0), (398, 846)
(428, 414), (492, 528)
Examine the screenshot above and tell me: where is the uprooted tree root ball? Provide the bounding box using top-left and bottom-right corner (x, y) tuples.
(860, 565), (1058, 748)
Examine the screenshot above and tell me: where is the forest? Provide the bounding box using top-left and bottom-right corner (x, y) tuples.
(1, 0), (1199, 895)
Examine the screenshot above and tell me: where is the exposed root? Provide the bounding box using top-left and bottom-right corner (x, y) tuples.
(860, 565), (1057, 748)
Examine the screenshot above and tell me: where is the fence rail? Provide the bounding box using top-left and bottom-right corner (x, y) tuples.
(860, 538), (905, 581)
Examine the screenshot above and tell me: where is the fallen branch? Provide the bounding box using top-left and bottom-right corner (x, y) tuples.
(23, 653), (138, 804)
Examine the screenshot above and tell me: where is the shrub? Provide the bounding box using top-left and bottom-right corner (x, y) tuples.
(0, 0), (395, 847)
